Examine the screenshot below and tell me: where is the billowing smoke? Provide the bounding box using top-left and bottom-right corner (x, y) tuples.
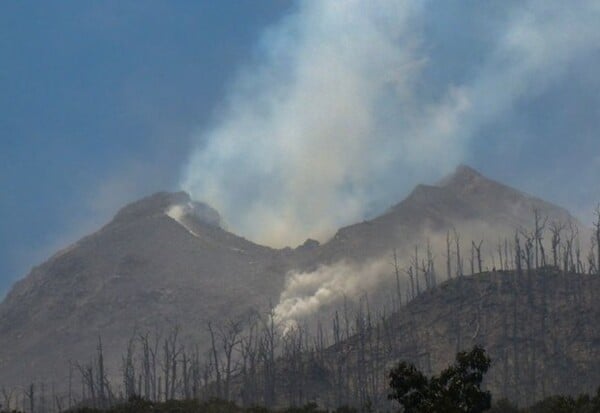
(274, 259), (391, 327)
(181, 0), (600, 248)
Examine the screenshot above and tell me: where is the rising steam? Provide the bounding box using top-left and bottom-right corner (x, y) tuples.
(274, 259), (391, 327)
(181, 0), (600, 248)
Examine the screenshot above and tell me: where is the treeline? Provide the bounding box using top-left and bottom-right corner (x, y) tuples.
(2, 207), (600, 413)
(3, 394), (600, 413)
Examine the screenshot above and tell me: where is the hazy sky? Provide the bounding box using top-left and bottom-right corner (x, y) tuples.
(2, 1), (600, 296)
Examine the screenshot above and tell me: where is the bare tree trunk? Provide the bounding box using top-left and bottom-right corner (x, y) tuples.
(393, 249), (402, 309)
(515, 232), (523, 276)
(208, 322), (222, 399)
(26, 384), (34, 413)
(414, 246), (421, 294)
(454, 229), (463, 277)
(473, 240), (483, 273)
(406, 266), (415, 300)
(2, 386), (14, 412)
(533, 209), (548, 269)
(426, 240), (436, 288)
(470, 241), (475, 275)
(446, 230), (452, 280)
(97, 337), (106, 407)
(595, 204), (600, 275)
(122, 335), (136, 399)
(221, 319), (243, 401)
(550, 221), (563, 270)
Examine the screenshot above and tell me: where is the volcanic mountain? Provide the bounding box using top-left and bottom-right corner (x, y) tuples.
(311, 165), (575, 265)
(0, 192), (290, 388)
(0, 166), (587, 392)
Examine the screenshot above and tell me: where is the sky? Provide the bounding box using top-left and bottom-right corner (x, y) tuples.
(2, 1), (600, 296)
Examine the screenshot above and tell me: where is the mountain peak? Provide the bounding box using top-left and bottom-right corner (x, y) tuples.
(110, 191), (221, 229)
(112, 191), (191, 223)
(438, 164), (483, 187)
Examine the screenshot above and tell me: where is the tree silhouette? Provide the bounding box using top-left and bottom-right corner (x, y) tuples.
(389, 346), (491, 413)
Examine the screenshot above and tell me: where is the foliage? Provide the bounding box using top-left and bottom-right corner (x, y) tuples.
(526, 390), (600, 413)
(388, 346), (491, 412)
(61, 398), (330, 413)
(487, 398), (519, 413)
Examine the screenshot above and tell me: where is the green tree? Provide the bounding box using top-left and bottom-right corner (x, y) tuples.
(388, 346), (492, 413)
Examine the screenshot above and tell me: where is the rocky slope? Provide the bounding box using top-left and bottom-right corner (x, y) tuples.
(265, 269), (600, 409)
(0, 192), (289, 388)
(0, 166), (590, 394)
(311, 165), (576, 265)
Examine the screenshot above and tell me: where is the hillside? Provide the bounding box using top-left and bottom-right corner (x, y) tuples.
(0, 166), (592, 399)
(242, 269), (600, 410)
(0, 192), (290, 388)
(311, 165), (576, 265)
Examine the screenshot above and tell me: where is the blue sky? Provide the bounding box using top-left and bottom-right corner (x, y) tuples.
(1, 1), (600, 296)
(0, 1), (293, 294)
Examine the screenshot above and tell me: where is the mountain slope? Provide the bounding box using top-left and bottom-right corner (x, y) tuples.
(319, 269), (600, 408)
(0, 166), (589, 393)
(0, 192), (289, 387)
(313, 165), (576, 265)
(260, 270), (600, 409)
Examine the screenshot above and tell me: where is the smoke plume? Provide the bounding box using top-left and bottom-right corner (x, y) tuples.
(274, 259), (391, 327)
(181, 0), (600, 248)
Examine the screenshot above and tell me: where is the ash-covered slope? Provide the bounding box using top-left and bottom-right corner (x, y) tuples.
(0, 192), (289, 387)
(312, 165), (577, 265)
(0, 166), (587, 391)
(264, 270), (600, 409)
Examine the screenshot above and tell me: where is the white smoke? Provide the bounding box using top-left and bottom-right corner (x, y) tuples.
(181, 0), (600, 248)
(274, 259), (391, 327)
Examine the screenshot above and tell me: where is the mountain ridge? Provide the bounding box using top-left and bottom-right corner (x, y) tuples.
(0, 165), (591, 394)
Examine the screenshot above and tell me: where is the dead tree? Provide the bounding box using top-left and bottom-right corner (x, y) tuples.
(563, 223), (578, 273)
(201, 354), (214, 400)
(191, 345), (201, 400)
(595, 204), (600, 275)
(122, 335), (136, 399)
(412, 246), (421, 295)
(139, 331), (160, 401)
(497, 240), (504, 271)
(446, 230), (452, 280)
(207, 322), (222, 399)
(520, 229), (534, 274)
(25, 384), (34, 413)
(161, 326), (181, 400)
(533, 209), (548, 269)
(240, 319), (259, 406)
(220, 319), (243, 401)
(76, 361), (96, 407)
(473, 240), (483, 273)
(68, 361), (74, 409)
(392, 249), (402, 309)
(426, 240), (436, 288)
(550, 221), (564, 269)
(588, 236), (598, 275)
(515, 231), (523, 276)
(454, 229), (463, 277)
(575, 237), (584, 274)
(505, 239), (512, 271)
(96, 337), (106, 407)
(470, 242), (475, 275)
(139, 333), (152, 400)
(2, 386), (14, 412)
(260, 305), (278, 407)
(180, 348), (192, 400)
(406, 266), (415, 300)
